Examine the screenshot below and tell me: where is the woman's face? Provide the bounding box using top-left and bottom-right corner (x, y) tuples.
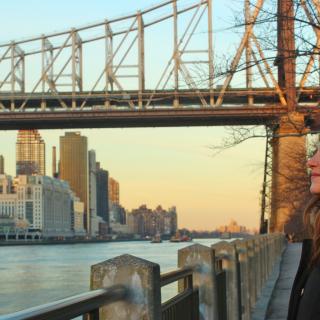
(308, 148), (320, 194)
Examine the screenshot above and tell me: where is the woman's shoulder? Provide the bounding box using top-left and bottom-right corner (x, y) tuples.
(287, 239), (313, 320)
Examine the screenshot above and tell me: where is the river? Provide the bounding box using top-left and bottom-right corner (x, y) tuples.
(0, 238), (225, 315)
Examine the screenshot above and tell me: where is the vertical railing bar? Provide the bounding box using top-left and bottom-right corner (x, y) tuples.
(138, 11), (145, 109)
(173, 0), (179, 108)
(245, 0), (254, 105)
(71, 28), (76, 109)
(207, 0), (214, 106)
(88, 308), (100, 320)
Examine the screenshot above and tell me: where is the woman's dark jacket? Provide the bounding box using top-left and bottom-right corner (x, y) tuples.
(287, 239), (320, 320)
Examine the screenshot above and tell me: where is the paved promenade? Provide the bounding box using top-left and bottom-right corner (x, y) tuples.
(265, 243), (302, 320)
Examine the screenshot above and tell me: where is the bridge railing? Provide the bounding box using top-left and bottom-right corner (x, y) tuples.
(0, 233), (285, 320)
(161, 267), (199, 320)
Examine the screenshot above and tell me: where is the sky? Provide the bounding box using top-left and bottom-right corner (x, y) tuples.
(0, 0), (266, 230)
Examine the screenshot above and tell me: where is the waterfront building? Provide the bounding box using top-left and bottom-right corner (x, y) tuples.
(0, 155), (4, 174)
(127, 205), (152, 236)
(16, 130), (45, 176)
(98, 220), (109, 237)
(0, 175), (16, 218)
(110, 222), (131, 235)
(71, 194), (86, 236)
(96, 163), (109, 229)
(14, 176), (73, 238)
(166, 206), (178, 236)
(108, 177), (119, 205)
(127, 205), (178, 237)
(127, 210), (145, 236)
(110, 203), (126, 225)
(60, 132), (88, 231)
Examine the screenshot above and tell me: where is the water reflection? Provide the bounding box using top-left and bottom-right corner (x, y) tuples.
(0, 239), (222, 315)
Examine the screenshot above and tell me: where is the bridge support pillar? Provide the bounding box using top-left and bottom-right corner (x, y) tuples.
(270, 113), (309, 239)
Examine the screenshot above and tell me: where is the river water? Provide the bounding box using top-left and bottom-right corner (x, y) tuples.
(0, 238), (223, 315)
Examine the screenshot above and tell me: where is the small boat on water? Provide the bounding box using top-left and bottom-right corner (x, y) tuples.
(151, 233), (162, 243)
(170, 231), (192, 243)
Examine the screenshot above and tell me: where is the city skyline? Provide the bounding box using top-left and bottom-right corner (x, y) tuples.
(0, 128), (265, 230)
(0, 0), (267, 230)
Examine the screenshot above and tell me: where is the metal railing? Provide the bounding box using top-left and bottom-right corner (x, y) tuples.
(161, 267), (199, 320)
(0, 285), (127, 320)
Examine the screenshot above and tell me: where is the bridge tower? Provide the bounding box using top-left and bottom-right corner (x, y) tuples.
(269, 0), (309, 238)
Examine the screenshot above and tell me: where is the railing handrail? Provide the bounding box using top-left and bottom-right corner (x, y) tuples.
(0, 284), (127, 320)
(160, 267), (193, 287)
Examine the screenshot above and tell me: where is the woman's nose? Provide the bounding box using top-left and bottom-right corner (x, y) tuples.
(308, 156), (318, 168)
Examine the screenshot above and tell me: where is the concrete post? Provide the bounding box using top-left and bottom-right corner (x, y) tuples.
(260, 236), (267, 284)
(246, 238), (257, 309)
(91, 254), (161, 320)
(178, 243), (218, 320)
(268, 236), (274, 276)
(233, 239), (250, 320)
(254, 237), (262, 296)
(211, 241), (239, 320)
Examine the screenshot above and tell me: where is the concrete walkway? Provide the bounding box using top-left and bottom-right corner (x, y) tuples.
(265, 243), (302, 320)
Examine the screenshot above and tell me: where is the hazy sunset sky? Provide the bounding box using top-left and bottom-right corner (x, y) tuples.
(0, 0), (267, 230)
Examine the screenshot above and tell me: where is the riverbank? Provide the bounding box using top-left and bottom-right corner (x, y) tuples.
(0, 236), (230, 246)
(0, 238), (151, 246)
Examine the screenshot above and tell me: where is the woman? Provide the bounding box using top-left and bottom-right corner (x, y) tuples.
(287, 146), (320, 320)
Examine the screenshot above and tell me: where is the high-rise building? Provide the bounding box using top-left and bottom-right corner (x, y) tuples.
(108, 177), (119, 205)
(52, 146), (57, 177)
(16, 130), (45, 176)
(96, 162), (109, 228)
(0, 155), (4, 174)
(60, 132), (88, 231)
(88, 150), (98, 236)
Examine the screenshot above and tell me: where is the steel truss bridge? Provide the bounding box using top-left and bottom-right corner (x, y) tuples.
(0, 0), (319, 129)
(1, 0), (319, 235)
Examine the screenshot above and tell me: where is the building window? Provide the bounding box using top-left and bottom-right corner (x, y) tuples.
(25, 202), (33, 224)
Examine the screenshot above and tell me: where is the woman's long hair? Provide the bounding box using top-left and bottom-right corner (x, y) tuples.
(304, 194), (320, 266)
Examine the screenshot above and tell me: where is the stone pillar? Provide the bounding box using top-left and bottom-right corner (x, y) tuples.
(233, 239), (250, 320)
(270, 113), (309, 239)
(211, 241), (239, 320)
(91, 254), (161, 320)
(178, 244), (218, 320)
